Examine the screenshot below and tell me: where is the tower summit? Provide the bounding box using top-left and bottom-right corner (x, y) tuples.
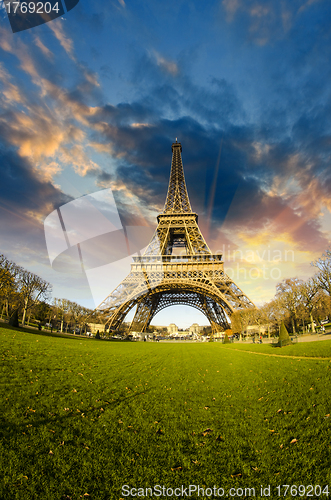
(97, 141), (254, 333)
(163, 141), (192, 214)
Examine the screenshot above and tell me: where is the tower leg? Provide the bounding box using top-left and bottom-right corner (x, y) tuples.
(130, 295), (160, 332)
(199, 296), (230, 334)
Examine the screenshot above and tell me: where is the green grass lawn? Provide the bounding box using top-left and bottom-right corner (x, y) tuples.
(1, 326), (331, 500)
(226, 338), (331, 358)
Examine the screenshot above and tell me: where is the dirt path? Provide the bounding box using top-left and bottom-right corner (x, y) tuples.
(231, 348), (331, 361)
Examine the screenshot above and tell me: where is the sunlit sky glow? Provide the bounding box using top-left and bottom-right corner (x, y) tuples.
(1, 0), (331, 328)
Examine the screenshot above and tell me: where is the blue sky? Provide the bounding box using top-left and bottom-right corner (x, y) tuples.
(1, 0), (331, 328)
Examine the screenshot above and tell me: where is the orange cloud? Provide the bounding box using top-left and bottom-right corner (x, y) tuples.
(0, 63), (24, 104)
(34, 36), (53, 59)
(48, 21), (75, 60)
(152, 51), (178, 76)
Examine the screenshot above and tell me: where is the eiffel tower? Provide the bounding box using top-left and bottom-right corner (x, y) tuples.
(97, 140), (254, 333)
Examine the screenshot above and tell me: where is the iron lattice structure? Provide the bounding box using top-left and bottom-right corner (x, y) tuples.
(97, 141), (254, 333)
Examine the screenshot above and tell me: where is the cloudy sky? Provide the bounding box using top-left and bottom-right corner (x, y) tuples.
(1, 0), (331, 328)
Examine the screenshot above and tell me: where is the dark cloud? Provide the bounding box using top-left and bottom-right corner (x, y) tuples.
(0, 144), (72, 268)
(0, 145), (70, 213)
(129, 51), (245, 126)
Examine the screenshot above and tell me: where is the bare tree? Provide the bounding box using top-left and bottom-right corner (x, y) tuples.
(299, 278), (319, 333)
(258, 302), (278, 338)
(69, 301), (91, 334)
(231, 307), (257, 338)
(0, 254), (13, 292)
(312, 249), (331, 297)
(18, 270), (52, 326)
(0, 255), (21, 317)
(53, 298), (71, 332)
(276, 278), (303, 333)
(269, 297), (288, 333)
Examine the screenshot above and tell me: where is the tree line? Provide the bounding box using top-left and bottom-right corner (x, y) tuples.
(0, 253), (95, 332)
(2, 249), (331, 336)
(231, 249), (331, 336)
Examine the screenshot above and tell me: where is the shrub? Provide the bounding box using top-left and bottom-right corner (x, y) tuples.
(223, 333), (230, 344)
(9, 309), (19, 327)
(275, 322), (292, 347)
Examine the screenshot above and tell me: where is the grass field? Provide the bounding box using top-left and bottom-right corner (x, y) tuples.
(1, 326), (331, 500)
(223, 338), (331, 358)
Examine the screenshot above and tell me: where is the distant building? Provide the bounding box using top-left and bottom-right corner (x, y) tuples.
(87, 323), (105, 334)
(189, 323), (202, 334)
(168, 323), (178, 334)
(214, 331), (225, 338)
(150, 325), (165, 332)
(246, 324), (269, 335)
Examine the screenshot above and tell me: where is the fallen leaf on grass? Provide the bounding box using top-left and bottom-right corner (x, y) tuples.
(171, 466), (182, 471)
(290, 438), (298, 444)
(16, 474), (28, 482)
(231, 473), (242, 478)
(204, 406), (210, 410)
(277, 409), (282, 413)
(201, 428), (213, 436)
(49, 450), (54, 455)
